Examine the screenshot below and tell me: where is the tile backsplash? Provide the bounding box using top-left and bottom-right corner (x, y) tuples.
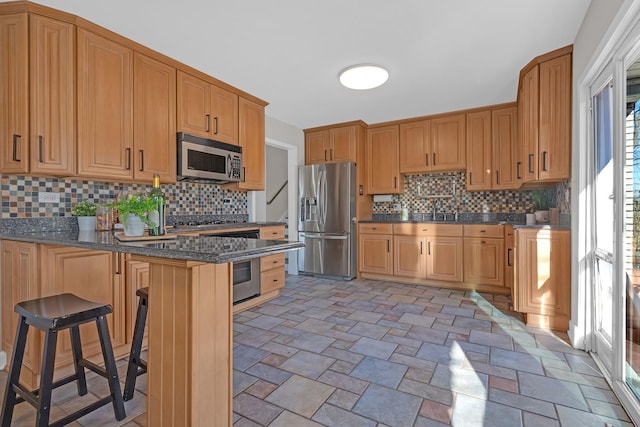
(373, 172), (570, 214)
(1, 175), (247, 218)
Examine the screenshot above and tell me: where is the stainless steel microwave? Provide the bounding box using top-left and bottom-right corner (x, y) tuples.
(177, 132), (244, 183)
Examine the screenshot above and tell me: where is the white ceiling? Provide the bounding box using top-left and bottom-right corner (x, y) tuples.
(15, 0), (592, 130)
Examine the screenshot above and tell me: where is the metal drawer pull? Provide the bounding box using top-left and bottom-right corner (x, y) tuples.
(126, 148), (131, 170)
(528, 154), (534, 173)
(205, 114), (211, 132)
(428, 242), (431, 255)
(420, 241), (423, 254)
(139, 150), (144, 171)
(542, 151), (548, 171)
(214, 117), (219, 134)
(507, 248), (512, 266)
(516, 161), (522, 179)
(38, 135), (44, 162)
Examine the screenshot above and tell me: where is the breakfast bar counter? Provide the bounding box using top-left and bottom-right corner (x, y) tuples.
(0, 229), (303, 427)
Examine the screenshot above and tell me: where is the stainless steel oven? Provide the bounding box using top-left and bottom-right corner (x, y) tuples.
(202, 229), (261, 304)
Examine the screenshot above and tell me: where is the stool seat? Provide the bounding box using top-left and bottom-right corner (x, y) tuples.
(16, 293), (112, 330)
(136, 286), (148, 299)
(1, 293), (126, 426)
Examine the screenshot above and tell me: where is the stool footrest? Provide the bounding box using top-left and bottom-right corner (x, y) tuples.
(49, 395), (113, 427)
(80, 358), (109, 380)
(13, 372), (85, 406)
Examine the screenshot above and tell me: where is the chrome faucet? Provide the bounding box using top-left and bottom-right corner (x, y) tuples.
(432, 202), (438, 221)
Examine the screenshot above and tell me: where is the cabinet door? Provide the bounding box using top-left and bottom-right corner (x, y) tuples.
(0, 14), (29, 174)
(125, 259), (149, 345)
(466, 110), (492, 190)
(30, 15), (75, 176)
(359, 234), (393, 275)
(236, 97), (265, 190)
(1, 240), (40, 388)
(430, 114), (466, 171)
(504, 226), (515, 294)
(211, 85), (238, 145)
(177, 71), (210, 138)
(399, 120), (430, 173)
(77, 29), (133, 179)
(492, 106), (519, 189)
(515, 229), (570, 319)
(39, 246), (126, 366)
(133, 53), (176, 182)
(305, 130), (329, 164)
(539, 54), (571, 181)
(520, 65), (539, 183)
(426, 237), (463, 282)
(393, 236), (426, 278)
(366, 125), (401, 194)
(330, 125), (357, 162)
(463, 237), (504, 286)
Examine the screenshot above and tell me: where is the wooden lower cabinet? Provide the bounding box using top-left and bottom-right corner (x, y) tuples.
(426, 237), (463, 282)
(393, 235), (426, 278)
(1, 240), (40, 387)
(359, 233), (393, 275)
(0, 242), (132, 388)
(514, 228), (570, 330)
(463, 237), (504, 286)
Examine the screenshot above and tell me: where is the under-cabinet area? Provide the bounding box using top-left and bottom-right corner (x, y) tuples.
(358, 223), (570, 330)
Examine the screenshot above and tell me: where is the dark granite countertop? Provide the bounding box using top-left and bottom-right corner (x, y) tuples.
(0, 229), (302, 264)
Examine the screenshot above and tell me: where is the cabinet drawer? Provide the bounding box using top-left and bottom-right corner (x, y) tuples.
(261, 267), (285, 293)
(260, 226), (285, 240)
(359, 223), (393, 234)
(463, 224), (504, 238)
(260, 253), (285, 271)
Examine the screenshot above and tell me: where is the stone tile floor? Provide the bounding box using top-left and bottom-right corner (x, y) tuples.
(0, 274), (635, 426)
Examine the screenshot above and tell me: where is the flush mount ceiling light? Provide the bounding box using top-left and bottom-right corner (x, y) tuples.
(339, 64), (389, 90)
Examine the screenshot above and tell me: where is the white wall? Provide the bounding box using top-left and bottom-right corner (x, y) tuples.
(265, 146), (289, 221)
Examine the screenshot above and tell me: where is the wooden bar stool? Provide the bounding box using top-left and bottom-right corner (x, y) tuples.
(0, 293), (126, 426)
(123, 286), (148, 401)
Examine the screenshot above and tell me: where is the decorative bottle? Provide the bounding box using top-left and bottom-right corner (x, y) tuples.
(148, 174), (165, 236)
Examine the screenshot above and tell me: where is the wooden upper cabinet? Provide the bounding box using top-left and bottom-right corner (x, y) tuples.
(539, 54), (571, 181)
(0, 14), (75, 176)
(366, 125), (402, 194)
(465, 110), (492, 191)
(177, 71), (239, 145)
(399, 120), (431, 173)
(30, 15), (75, 176)
(305, 125), (357, 164)
(492, 106), (518, 189)
(224, 97), (264, 190)
(0, 14), (29, 174)
(430, 114), (466, 171)
(517, 46), (571, 185)
(133, 53), (176, 182)
(77, 28), (133, 179)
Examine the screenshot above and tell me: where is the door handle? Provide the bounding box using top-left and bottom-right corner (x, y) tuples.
(12, 134), (20, 161)
(469, 172), (472, 184)
(324, 150), (327, 161)
(425, 153), (429, 166)
(387, 239), (390, 252)
(394, 177), (397, 188)
(496, 170), (500, 185)
(214, 117), (219, 135)
(205, 114), (211, 132)
(38, 135), (44, 163)
(432, 152), (436, 166)
(428, 241), (431, 255)
(300, 234), (348, 240)
(420, 241), (423, 255)
(330, 149), (333, 160)
(528, 154), (534, 173)
(507, 248), (512, 266)
(139, 150), (144, 171)
(126, 148), (132, 170)
(516, 161), (522, 179)
(542, 151), (548, 171)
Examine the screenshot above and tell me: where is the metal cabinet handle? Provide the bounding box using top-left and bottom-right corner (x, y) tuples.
(214, 117), (219, 135)
(432, 152), (436, 166)
(205, 114), (211, 132)
(115, 253), (122, 275)
(481, 240), (486, 244)
(324, 150), (327, 161)
(12, 134), (20, 161)
(480, 230), (486, 233)
(425, 153), (429, 166)
(420, 241), (423, 255)
(139, 150), (144, 171)
(38, 135), (44, 162)
(126, 148), (131, 170)
(330, 149), (333, 160)
(469, 172), (472, 184)
(394, 177), (397, 188)
(542, 151), (548, 171)
(496, 170), (500, 185)
(507, 248), (513, 266)
(528, 154), (534, 173)
(387, 240), (390, 252)
(516, 161), (522, 179)
(428, 241), (431, 255)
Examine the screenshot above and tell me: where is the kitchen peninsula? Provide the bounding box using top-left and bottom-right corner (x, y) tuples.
(0, 228), (303, 426)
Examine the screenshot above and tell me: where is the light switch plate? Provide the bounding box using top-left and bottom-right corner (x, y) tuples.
(38, 192), (60, 203)
(223, 198), (232, 205)
(392, 203), (401, 211)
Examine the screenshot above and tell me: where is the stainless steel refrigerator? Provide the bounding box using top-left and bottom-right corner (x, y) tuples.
(298, 162), (356, 279)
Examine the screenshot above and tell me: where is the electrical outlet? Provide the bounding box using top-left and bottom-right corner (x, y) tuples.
(38, 192), (60, 203)
(223, 198), (232, 205)
(392, 203), (401, 211)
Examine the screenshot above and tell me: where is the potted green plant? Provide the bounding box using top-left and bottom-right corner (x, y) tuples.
(110, 193), (157, 236)
(72, 200), (97, 231)
(531, 189), (553, 224)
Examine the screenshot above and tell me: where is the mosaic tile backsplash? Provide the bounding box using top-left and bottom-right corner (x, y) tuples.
(1, 175), (248, 218)
(373, 172), (571, 214)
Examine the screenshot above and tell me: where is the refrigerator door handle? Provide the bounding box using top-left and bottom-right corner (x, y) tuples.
(300, 233), (348, 240)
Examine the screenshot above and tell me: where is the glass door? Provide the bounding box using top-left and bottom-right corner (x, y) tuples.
(592, 72), (615, 372)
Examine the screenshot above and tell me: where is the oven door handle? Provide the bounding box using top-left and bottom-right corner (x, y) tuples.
(300, 233), (348, 240)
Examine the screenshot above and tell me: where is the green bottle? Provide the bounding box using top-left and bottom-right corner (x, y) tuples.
(148, 174), (165, 236)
